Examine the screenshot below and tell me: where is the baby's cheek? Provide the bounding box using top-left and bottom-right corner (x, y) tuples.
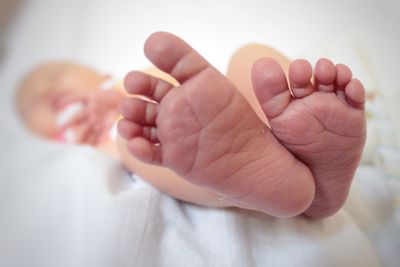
(28, 107), (58, 138)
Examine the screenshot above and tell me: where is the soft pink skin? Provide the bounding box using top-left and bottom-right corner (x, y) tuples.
(252, 58), (366, 218)
(119, 32), (315, 217)
(119, 32), (366, 219)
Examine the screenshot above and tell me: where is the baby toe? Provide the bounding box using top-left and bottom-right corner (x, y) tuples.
(120, 98), (158, 126)
(335, 64), (353, 89)
(124, 71), (174, 102)
(289, 59), (314, 98)
(335, 63), (353, 102)
(144, 31), (212, 84)
(127, 137), (162, 164)
(252, 58), (292, 119)
(117, 119), (142, 140)
(345, 78), (366, 109)
(314, 58), (336, 93)
(118, 118), (158, 143)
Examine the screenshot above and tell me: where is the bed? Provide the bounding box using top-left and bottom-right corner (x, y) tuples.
(0, 0), (399, 266)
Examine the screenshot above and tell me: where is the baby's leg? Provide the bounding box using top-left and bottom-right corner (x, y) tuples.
(119, 32), (315, 217)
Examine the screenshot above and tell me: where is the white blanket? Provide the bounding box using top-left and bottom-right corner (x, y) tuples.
(1, 0), (399, 266)
(0, 146), (398, 267)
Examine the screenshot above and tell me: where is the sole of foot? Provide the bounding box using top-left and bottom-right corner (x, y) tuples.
(118, 32), (315, 217)
(252, 57), (366, 218)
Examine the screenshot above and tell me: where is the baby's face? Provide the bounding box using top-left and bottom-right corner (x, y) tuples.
(18, 63), (107, 139)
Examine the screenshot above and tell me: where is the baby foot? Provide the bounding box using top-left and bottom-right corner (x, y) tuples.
(252, 58), (366, 218)
(118, 32), (315, 217)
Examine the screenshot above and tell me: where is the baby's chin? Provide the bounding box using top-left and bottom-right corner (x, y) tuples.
(24, 119), (57, 141)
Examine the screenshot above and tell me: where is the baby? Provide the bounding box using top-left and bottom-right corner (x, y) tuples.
(17, 32), (366, 219)
(16, 61), (123, 153)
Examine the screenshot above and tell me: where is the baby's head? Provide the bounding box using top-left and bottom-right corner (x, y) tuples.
(16, 61), (108, 139)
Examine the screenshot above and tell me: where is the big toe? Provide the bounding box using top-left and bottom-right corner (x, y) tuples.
(144, 32), (212, 84)
(251, 58), (292, 120)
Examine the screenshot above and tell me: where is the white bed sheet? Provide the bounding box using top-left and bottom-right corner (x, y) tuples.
(1, 0), (399, 266)
(0, 148), (398, 267)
